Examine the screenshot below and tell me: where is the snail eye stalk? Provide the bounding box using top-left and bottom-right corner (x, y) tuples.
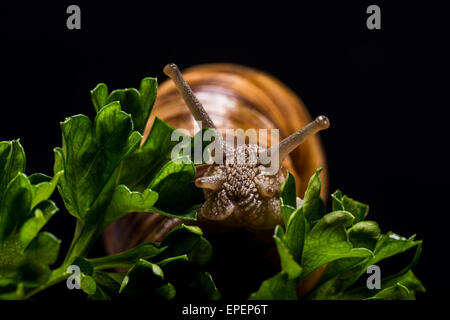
(164, 63), (226, 153)
(274, 115), (330, 168)
(164, 63), (217, 130)
(195, 175), (225, 191)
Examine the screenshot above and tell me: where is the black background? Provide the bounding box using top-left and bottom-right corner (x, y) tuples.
(0, 1), (448, 302)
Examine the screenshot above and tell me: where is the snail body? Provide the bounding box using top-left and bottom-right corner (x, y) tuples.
(104, 63), (329, 257)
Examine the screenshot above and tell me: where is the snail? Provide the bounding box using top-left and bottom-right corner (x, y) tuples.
(103, 63), (330, 296)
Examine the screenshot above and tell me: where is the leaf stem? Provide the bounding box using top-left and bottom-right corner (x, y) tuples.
(24, 219), (101, 300)
(22, 266), (69, 299)
(63, 220), (101, 267)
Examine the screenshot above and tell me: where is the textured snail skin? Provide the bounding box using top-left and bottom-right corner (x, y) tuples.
(198, 144), (285, 230)
(103, 63), (329, 298)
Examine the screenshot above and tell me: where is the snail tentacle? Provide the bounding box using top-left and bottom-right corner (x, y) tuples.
(195, 174), (225, 191)
(255, 174), (277, 198)
(163, 63), (217, 130)
(164, 62), (226, 153)
(274, 115), (330, 167)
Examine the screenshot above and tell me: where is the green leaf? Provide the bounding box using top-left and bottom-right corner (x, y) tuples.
(304, 256), (371, 299)
(249, 224), (303, 300)
(29, 171), (63, 210)
(107, 77), (157, 134)
(91, 83), (109, 113)
(341, 196), (369, 224)
(156, 254), (191, 286)
(88, 285), (110, 300)
(118, 118), (191, 191)
(280, 204), (295, 230)
(119, 259), (166, 298)
(192, 272), (221, 300)
(55, 102), (141, 222)
(371, 233), (422, 265)
(331, 190), (343, 211)
(280, 171), (296, 225)
(330, 190), (369, 224)
(368, 283), (411, 300)
(302, 168), (325, 223)
(154, 283), (176, 300)
(89, 242), (165, 270)
(72, 257), (94, 276)
(0, 231), (62, 288)
(155, 254), (220, 300)
(68, 258), (97, 296)
(25, 232), (60, 266)
(274, 226), (302, 279)
(338, 232), (422, 292)
(55, 93), (203, 269)
(249, 272), (298, 300)
(0, 173), (32, 241)
(117, 118), (205, 220)
(284, 207), (307, 262)
(382, 269), (425, 294)
(108, 89), (142, 125)
(158, 254), (190, 268)
(93, 271), (124, 291)
(80, 273), (97, 296)
(336, 270), (424, 300)
(0, 283), (24, 300)
(308, 231), (423, 299)
(149, 156), (203, 219)
(0, 143), (61, 294)
(159, 224), (212, 266)
(19, 200), (58, 249)
(91, 78), (157, 134)
(138, 78), (158, 123)
(261, 168), (424, 300)
(102, 185), (159, 228)
(55, 85), (205, 267)
(348, 221), (380, 250)
(0, 140), (26, 198)
(300, 211), (373, 281)
(378, 270), (425, 300)
(92, 271), (124, 299)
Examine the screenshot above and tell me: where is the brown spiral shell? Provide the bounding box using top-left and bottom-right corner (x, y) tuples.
(103, 64), (328, 293)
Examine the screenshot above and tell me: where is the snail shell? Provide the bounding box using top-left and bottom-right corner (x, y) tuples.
(103, 63), (328, 257)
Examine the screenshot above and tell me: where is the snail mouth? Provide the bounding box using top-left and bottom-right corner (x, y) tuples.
(235, 194), (259, 211)
(199, 191), (277, 230)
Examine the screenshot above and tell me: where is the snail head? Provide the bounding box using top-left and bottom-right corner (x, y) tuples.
(164, 63), (330, 230)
